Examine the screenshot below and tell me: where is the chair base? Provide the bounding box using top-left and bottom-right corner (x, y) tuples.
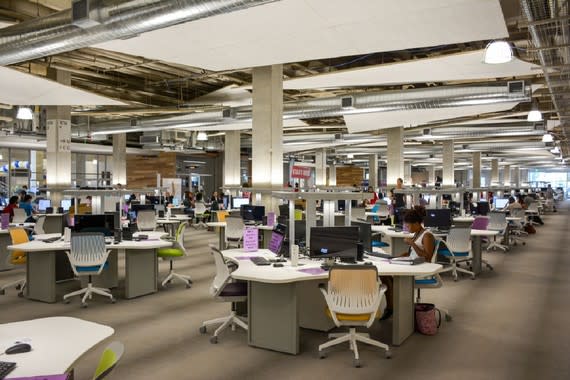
(200, 311), (248, 343)
(486, 241), (508, 252)
(63, 282), (115, 307)
(0, 278), (26, 296)
(161, 270), (192, 288)
(318, 327), (390, 366)
(439, 261), (475, 281)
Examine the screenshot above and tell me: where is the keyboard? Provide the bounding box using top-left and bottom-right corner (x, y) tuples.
(365, 250), (393, 259)
(42, 236), (61, 243)
(0, 361), (16, 379)
(250, 257), (271, 266)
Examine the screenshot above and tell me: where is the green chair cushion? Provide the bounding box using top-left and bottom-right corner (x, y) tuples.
(157, 248), (184, 257)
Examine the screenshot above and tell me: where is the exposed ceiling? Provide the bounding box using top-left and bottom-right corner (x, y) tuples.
(0, 0), (567, 169)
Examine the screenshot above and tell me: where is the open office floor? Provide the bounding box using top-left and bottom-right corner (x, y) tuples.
(1, 206), (569, 380)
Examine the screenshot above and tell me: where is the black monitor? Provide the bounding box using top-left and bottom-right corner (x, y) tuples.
(268, 230), (285, 255)
(423, 209), (452, 229)
(278, 204), (289, 217)
(442, 194), (452, 201)
(232, 197), (249, 209)
(477, 201), (490, 216)
(337, 200), (346, 212)
(74, 214), (115, 236)
(131, 204), (155, 215)
(294, 220), (306, 245)
(275, 223), (287, 235)
(241, 205), (264, 222)
(309, 226), (359, 260)
(351, 220), (372, 252)
(393, 207), (408, 227)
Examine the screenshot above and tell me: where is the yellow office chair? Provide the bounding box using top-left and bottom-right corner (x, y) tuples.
(216, 211), (229, 222)
(318, 265), (391, 367)
(0, 228), (29, 297)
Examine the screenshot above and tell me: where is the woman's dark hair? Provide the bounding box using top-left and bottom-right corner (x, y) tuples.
(508, 196), (515, 204)
(403, 206), (426, 224)
(24, 194), (33, 202)
(9, 195), (19, 204)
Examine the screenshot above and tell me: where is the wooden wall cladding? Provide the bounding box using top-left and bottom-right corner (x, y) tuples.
(336, 166), (364, 186)
(126, 152), (176, 188)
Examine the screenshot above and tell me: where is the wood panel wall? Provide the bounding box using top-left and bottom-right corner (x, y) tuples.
(336, 166), (364, 186)
(126, 152), (176, 188)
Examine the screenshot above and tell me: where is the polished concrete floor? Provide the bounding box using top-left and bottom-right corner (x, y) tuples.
(1, 204), (569, 380)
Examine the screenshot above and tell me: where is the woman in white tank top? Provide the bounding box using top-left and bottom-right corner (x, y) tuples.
(402, 207), (435, 261)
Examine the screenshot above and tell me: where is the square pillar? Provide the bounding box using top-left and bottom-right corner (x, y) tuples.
(112, 133), (127, 185)
(368, 154), (378, 190)
(472, 152), (481, 188)
(224, 131), (241, 187)
(491, 159), (499, 186)
(503, 165), (511, 186)
(442, 140), (454, 186)
(386, 127), (404, 187)
(315, 149), (327, 186)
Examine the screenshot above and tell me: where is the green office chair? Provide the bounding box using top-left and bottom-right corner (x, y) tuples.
(157, 222), (192, 288)
(92, 341), (125, 380)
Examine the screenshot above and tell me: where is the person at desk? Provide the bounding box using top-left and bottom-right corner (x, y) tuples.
(380, 206), (435, 320)
(1, 195), (19, 222)
(502, 196), (522, 212)
(19, 194), (36, 221)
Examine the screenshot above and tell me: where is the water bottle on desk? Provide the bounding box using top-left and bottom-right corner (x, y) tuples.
(291, 244), (299, 267)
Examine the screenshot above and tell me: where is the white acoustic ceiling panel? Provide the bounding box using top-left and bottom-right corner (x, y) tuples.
(97, 0), (507, 71)
(187, 85), (252, 107)
(0, 67), (125, 106)
(284, 51), (539, 89)
(344, 102), (522, 133)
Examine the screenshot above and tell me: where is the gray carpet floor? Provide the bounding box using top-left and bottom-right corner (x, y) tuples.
(1, 204), (569, 380)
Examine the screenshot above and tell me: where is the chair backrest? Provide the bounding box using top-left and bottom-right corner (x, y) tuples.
(34, 215), (46, 234)
(68, 233), (110, 272)
(13, 208), (27, 223)
(216, 210), (229, 222)
(9, 228), (29, 264)
(528, 202), (539, 212)
(510, 208), (525, 219)
(445, 227), (471, 253)
(488, 212), (507, 230)
(194, 202), (207, 214)
(210, 246), (231, 297)
(327, 265), (381, 315)
(92, 341), (125, 380)
(174, 222), (188, 256)
(225, 216), (245, 240)
(471, 216), (489, 230)
(137, 210), (156, 231)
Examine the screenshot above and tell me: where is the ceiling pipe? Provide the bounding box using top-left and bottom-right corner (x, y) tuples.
(0, 0), (278, 66)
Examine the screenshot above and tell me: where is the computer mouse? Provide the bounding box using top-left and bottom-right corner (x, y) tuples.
(5, 343), (32, 355)
(273, 263), (284, 267)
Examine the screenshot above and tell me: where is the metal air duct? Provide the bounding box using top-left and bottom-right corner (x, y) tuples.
(0, 0), (278, 66)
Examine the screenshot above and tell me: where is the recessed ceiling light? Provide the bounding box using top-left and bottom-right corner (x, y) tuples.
(484, 41), (513, 64)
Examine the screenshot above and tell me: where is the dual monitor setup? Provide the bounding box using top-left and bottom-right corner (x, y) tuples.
(37, 199), (72, 213)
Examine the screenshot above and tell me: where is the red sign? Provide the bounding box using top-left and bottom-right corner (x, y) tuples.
(291, 165), (312, 179)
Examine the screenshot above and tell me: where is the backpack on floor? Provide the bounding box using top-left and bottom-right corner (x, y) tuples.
(524, 224), (536, 234)
(415, 303), (441, 335)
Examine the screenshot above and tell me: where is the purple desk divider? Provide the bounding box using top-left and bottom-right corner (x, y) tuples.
(266, 212), (275, 226)
(243, 227), (259, 252)
(297, 267), (327, 275)
(1, 213), (9, 229)
(9, 375), (69, 380)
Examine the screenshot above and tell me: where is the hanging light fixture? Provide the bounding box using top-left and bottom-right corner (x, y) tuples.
(484, 41), (513, 64)
(542, 133), (554, 143)
(16, 106), (33, 120)
(197, 131), (208, 141)
(527, 101), (542, 122)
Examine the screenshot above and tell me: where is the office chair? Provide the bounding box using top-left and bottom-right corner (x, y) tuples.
(193, 202), (208, 229)
(199, 246), (248, 344)
(470, 216), (494, 270)
(12, 208), (27, 223)
(157, 222), (192, 288)
(136, 210), (156, 231)
(92, 341), (125, 380)
(33, 215), (46, 235)
(508, 208), (527, 245)
(486, 212), (509, 252)
(0, 228), (29, 296)
(63, 233), (115, 307)
(437, 227), (475, 281)
(318, 265), (391, 367)
(225, 216), (244, 249)
(215, 210), (229, 222)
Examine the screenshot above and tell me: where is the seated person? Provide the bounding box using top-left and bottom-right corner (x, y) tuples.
(1, 196), (20, 223)
(380, 206), (435, 319)
(19, 194), (36, 221)
(503, 196), (522, 212)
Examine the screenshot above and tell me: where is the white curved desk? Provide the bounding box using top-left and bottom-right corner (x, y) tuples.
(223, 248), (441, 354)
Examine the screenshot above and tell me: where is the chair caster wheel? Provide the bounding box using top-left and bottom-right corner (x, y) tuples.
(210, 336), (218, 344)
(111, 297), (116, 304)
(15, 284), (21, 290)
(63, 299), (70, 304)
(319, 351), (326, 359)
(471, 276), (476, 280)
(186, 283), (192, 289)
(522, 242), (526, 245)
(81, 303), (88, 308)
(0, 289), (5, 295)
(353, 359), (361, 368)
(17, 291), (24, 298)
(199, 326), (207, 334)
(385, 350), (392, 359)
(445, 314), (453, 322)
(453, 277), (458, 282)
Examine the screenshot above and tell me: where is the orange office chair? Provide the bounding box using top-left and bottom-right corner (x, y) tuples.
(0, 228), (29, 296)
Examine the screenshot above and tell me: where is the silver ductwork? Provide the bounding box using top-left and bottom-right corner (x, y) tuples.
(0, 0), (277, 66)
(84, 83), (532, 135)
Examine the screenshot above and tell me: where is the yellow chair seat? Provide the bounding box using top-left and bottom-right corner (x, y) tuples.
(326, 308), (381, 322)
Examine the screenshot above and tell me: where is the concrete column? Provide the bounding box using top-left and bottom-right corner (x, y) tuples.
(329, 163), (337, 186)
(472, 152), (481, 188)
(503, 165), (511, 186)
(223, 130), (241, 187)
(512, 166), (520, 187)
(252, 65), (283, 211)
(112, 133), (127, 185)
(427, 165), (436, 185)
(368, 154), (378, 190)
(442, 140), (454, 186)
(520, 168), (529, 185)
(491, 159), (499, 185)
(315, 149), (327, 186)
(45, 69), (71, 204)
(404, 161), (412, 185)
(386, 127), (404, 187)
(75, 153), (86, 187)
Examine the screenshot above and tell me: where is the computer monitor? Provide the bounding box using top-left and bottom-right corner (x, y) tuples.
(351, 220), (372, 252)
(423, 209), (452, 230)
(337, 200), (346, 212)
(477, 201), (490, 216)
(268, 230), (285, 255)
(60, 199), (72, 212)
(38, 199), (51, 212)
(278, 204), (289, 217)
(131, 204), (155, 214)
(393, 207), (408, 227)
(124, 194), (131, 201)
(309, 226), (359, 260)
(231, 197), (249, 209)
(74, 214), (115, 236)
(494, 198), (509, 209)
(172, 197), (179, 207)
(275, 223), (287, 235)
(222, 195), (229, 210)
(294, 220), (306, 245)
(241, 205), (265, 222)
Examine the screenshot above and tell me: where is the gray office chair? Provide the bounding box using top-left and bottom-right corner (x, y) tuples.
(136, 209), (156, 231)
(13, 208), (27, 223)
(199, 246), (247, 344)
(225, 216), (245, 249)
